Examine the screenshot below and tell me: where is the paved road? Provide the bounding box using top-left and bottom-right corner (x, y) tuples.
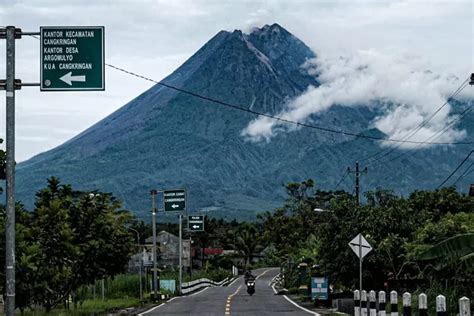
(142, 268), (316, 316)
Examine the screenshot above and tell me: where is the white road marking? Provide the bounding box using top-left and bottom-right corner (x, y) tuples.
(228, 276), (240, 287)
(138, 297), (180, 315)
(189, 287), (209, 296)
(282, 294), (321, 316)
(137, 303), (165, 315)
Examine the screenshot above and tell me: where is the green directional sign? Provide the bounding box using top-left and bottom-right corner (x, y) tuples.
(163, 189), (186, 212)
(40, 26), (105, 91)
(188, 215), (204, 232)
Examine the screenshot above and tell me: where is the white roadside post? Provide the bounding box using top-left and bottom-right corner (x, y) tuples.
(378, 291), (386, 316)
(436, 295), (447, 316)
(361, 290), (368, 316)
(402, 292), (411, 316)
(390, 291), (398, 316)
(459, 297), (471, 316)
(354, 290), (361, 316)
(369, 290), (376, 316)
(418, 293), (428, 316)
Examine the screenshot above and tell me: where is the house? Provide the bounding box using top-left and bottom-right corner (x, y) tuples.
(135, 231), (191, 268)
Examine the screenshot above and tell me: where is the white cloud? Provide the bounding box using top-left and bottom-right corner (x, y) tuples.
(242, 50), (473, 148)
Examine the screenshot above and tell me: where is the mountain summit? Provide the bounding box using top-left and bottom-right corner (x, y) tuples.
(16, 24), (473, 219)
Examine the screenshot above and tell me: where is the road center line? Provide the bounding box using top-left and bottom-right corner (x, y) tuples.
(225, 284), (242, 315)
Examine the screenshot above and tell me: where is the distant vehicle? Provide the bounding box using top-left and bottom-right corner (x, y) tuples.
(246, 278), (256, 296)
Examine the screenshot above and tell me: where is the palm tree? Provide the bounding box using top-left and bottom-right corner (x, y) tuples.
(419, 233), (474, 269)
(231, 224), (263, 266)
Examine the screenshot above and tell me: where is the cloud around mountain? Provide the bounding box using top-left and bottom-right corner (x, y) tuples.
(242, 49), (472, 148)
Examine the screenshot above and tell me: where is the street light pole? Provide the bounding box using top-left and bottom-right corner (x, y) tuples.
(150, 190), (158, 301)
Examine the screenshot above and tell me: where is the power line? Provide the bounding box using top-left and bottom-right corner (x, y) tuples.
(105, 63), (473, 146)
(437, 150), (474, 189)
(453, 161), (474, 185)
(359, 78), (469, 164)
(379, 106), (473, 165)
(333, 169), (349, 190)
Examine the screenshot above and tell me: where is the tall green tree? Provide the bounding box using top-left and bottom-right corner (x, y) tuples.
(231, 223), (263, 266)
(3, 177), (135, 311)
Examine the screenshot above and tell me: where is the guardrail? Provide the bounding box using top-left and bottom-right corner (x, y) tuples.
(181, 277), (233, 295)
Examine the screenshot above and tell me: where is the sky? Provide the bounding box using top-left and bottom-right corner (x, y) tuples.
(0, 0), (473, 161)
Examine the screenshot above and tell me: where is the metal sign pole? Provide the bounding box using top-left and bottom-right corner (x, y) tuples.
(178, 214), (183, 295)
(359, 234), (362, 294)
(150, 190), (158, 301)
(5, 25), (16, 316)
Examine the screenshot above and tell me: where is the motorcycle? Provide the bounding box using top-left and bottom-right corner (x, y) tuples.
(246, 278), (255, 296)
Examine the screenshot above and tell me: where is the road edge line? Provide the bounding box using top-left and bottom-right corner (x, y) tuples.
(189, 286), (209, 296)
(282, 294), (321, 316)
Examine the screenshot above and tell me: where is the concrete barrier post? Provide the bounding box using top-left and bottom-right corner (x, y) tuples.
(390, 291), (398, 316)
(369, 290), (377, 316)
(459, 297), (471, 316)
(355, 290), (361, 316)
(402, 292), (411, 316)
(436, 295), (447, 316)
(361, 290), (368, 316)
(418, 293), (427, 316)
(378, 291), (386, 316)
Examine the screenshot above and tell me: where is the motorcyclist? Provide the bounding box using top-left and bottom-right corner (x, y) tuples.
(244, 269), (255, 282)
(244, 269), (256, 296)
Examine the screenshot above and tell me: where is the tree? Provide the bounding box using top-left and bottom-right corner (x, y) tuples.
(418, 234), (474, 269)
(231, 223), (263, 266)
(5, 177), (135, 310)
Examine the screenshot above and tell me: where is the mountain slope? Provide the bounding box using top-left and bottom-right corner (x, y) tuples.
(16, 24), (474, 219)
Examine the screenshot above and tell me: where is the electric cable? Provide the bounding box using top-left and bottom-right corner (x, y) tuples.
(105, 64), (473, 146)
(453, 161), (474, 185)
(437, 150), (474, 189)
(359, 78), (469, 164)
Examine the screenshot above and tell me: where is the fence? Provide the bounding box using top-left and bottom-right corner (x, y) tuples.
(353, 290), (471, 316)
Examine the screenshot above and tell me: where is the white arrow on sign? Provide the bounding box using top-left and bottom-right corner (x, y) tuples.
(192, 225), (200, 229)
(349, 233), (372, 259)
(171, 204), (179, 209)
(60, 72), (86, 86)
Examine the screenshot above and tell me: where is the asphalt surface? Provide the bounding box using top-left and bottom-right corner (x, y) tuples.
(141, 268), (316, 316)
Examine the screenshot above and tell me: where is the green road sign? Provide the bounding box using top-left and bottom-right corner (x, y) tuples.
(163, 189), (186, 212)
(40, 26), (105, 91)
(188, 215), (204, 232)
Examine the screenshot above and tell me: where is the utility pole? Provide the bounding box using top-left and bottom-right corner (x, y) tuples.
(348, 162), (368, 206)
(4, 25), (16, 316)
(150, 189), (159, 301)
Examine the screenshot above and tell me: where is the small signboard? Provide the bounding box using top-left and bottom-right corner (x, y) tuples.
(160, 279), (176, 293)
(349, 233), (372, 259)
(40, 26), (105, 91)
(163, 189), (186, 212)
(188, 215), (204, 232)
(311, 277), (329, 300)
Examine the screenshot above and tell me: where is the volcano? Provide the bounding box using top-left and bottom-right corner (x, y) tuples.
(16, 24), (474, 219)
